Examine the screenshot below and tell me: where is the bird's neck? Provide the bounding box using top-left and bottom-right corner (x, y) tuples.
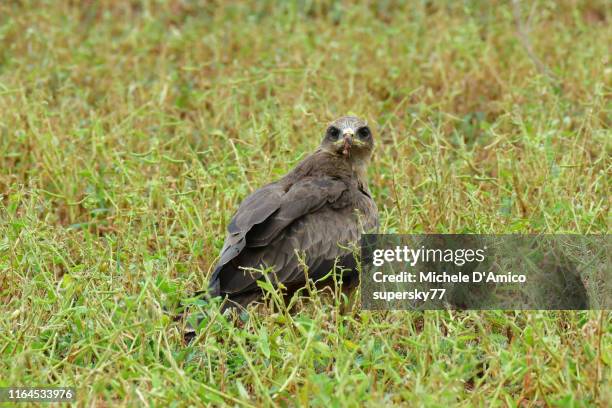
(290, 149), (371, 186)
(351, 156), (370, 184)
(330, 149), (371, 186)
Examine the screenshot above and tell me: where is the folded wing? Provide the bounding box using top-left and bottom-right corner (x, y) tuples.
(209, 176), (355, 300)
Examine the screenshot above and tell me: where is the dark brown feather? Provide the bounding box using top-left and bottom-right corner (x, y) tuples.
(208, 124), (378, 309)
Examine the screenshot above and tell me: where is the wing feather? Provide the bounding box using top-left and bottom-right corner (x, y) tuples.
(209, 176), (351, 296)
(217, 206), (360, 296)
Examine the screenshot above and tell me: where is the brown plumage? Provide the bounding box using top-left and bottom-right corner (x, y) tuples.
(208, 116), (378, 309)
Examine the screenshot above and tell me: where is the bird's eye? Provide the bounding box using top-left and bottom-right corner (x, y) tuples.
(327, 126), (340, 140)
(357, 127), (371, 139)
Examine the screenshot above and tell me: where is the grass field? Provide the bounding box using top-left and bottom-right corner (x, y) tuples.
(0, 1), (610, 406)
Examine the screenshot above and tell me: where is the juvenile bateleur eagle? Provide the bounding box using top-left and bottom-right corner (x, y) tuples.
(208, 116), (379, 309)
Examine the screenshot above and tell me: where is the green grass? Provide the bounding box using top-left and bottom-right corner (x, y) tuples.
(0, 0), (610, 406)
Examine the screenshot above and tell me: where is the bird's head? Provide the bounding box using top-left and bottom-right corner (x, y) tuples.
(320, 116), (374, 160)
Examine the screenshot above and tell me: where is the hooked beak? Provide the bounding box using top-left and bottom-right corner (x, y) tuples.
(342, 130), (354, 156)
